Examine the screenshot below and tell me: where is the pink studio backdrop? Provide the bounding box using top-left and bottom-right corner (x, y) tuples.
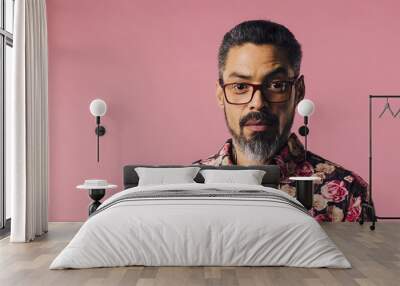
(47, 0), (400, 221)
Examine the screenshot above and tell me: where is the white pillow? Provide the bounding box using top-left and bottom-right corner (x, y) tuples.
(200, 169), (266, 185)
(135, 167), (201, 186)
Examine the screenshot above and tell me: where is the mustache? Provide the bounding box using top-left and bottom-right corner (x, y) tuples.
(239, 110), (279, 129)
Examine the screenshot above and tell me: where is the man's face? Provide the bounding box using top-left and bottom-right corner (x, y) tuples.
(216, 43), (305, 162)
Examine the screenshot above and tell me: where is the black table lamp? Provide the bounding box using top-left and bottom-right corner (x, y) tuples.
(297, 99), (315, 162)
(89, 99), (107, 162)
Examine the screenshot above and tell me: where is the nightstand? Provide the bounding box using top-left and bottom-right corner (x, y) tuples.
(289, 176), (321, 210)
(77, 180), (117, 216)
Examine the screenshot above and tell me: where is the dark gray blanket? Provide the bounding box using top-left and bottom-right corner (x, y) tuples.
(91, 188), (309, 217)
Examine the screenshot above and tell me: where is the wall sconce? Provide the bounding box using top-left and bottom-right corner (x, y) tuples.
(89, 99), (107, 162)
(297, 99), (315, 162)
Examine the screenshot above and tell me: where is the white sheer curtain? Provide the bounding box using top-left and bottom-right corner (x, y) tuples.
(8, 0), (49, 242)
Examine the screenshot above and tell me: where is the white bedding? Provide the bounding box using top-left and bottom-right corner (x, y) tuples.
(50, 183), (351, 269)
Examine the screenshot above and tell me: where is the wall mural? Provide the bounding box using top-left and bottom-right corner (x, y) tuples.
(193, 20), (368, 222)
(48, 1), (400, 222)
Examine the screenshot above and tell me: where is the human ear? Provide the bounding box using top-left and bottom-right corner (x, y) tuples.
(294, 75), (305, 105)
(216, 80), (224, 109)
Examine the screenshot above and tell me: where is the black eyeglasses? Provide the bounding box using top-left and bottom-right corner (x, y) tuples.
(219, 75), (301, 105)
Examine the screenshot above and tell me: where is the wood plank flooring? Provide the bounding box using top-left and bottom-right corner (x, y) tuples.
(0, 222), (399, 286)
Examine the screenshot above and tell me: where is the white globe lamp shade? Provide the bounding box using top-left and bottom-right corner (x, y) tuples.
(297, 99), (315, 117)
(90, 99), (107, 117)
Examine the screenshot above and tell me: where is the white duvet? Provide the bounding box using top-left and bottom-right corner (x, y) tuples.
(50, 183), (351, 269)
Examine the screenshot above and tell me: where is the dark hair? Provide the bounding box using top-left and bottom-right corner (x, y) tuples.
(218, 20), (302, 80)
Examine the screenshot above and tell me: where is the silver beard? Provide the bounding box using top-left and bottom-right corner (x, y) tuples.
(225, 109), (294, 163)
(234, 134), (281, 163)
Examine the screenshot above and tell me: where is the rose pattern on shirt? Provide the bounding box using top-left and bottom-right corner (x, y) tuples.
(320, 180), (349, 203)
(193, 133), (370, 222)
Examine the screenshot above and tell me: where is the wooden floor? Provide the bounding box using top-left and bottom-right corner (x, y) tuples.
(0, 222), (399, 286)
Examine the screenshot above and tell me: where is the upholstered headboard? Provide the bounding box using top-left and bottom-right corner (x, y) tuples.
(123, 165), (281, 189)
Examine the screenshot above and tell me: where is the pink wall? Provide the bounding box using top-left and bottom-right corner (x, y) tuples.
(47, 0), (400, 221)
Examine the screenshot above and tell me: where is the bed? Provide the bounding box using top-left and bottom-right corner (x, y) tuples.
(49, 165), (351, 269)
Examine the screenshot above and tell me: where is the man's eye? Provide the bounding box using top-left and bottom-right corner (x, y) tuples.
(233, 83), (250, 93)
(268, 81), (288, 92)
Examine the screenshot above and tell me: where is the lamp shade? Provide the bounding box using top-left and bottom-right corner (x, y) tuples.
(297, 99), (315, 117)
(90, 99), (107, 117)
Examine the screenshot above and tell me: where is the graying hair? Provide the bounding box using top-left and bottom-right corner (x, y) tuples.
(218, 20), (302, 81)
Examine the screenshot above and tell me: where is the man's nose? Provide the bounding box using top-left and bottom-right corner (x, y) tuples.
(249, 90), (266, 110)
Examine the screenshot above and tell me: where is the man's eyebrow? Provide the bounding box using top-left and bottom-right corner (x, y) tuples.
(226, 72), (253, 80)
(263, 67), (289, 81)
(226, 67), (290, 81)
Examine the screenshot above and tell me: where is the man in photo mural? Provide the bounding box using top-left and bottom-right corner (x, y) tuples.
(194, 20), (368, 222)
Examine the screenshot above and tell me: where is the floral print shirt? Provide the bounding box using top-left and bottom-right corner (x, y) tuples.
(193, 133), (369, 222)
